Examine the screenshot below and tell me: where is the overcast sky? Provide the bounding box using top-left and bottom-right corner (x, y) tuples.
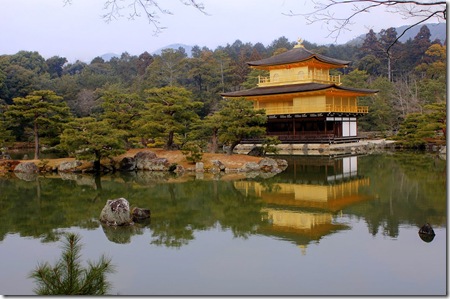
(1, 0), (438, 62)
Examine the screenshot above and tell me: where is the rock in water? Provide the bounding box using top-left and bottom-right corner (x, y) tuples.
(418, 223), (435, 243)
(131, 207), (151, 222)
(419, 223), (435, 235)
(99, 198), (133, 226)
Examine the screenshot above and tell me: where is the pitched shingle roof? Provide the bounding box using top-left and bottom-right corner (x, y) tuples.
(248, 47), (350, 67)
(221, 83), (377, 97)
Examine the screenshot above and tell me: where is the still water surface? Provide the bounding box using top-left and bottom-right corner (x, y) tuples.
(0, 152), (446, 295)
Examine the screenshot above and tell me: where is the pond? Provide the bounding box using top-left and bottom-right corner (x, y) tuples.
(0, 152), (446, 295)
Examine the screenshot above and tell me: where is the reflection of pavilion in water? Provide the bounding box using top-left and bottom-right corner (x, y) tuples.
(235, 156), (373, 254)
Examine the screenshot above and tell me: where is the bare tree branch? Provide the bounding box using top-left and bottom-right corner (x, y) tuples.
(386, 9), (444, 53)
(284, 0), (446, 42)
(65, 0), (208, 35)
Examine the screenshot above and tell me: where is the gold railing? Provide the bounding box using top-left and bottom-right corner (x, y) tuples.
(258, 74), (341, 86)
(262, 104), (368, 115)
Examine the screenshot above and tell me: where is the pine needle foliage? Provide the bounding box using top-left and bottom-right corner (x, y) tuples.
(29, 233), (115, 295)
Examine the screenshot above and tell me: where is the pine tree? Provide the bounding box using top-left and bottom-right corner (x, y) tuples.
(29, 233), (115, 295)
(140, 86), (203, 149)
(5, 90), (71, 159)
(412, 25), (432, 64)
(59, 117), (127, 172)
(0, 100), (13, 150)
(99, 86), (147, 147)
(360, 29), (382, 59)
(216, 98), (266, 154)
(379, 27), (399, 80)
(395, 102), (446, 147)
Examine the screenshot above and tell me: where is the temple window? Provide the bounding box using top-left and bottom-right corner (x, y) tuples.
(273, 73), (280, 82)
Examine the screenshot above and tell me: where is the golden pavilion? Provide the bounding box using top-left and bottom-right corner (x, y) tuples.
(222, 39), (377, 143)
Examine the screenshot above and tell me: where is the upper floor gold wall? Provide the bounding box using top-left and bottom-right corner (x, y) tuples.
(254, 93), (368, 115)
(257, 63), (341, 87)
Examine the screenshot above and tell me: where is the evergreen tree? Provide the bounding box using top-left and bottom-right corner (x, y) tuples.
(215, 98), (266, 154)
(359, 77), (397, 132)
(9, 51), (48, 75)
(358, 29), (383, 75)
(46, 56), (68, 79)
(267, 36), (293, 55)
(63, 60), (87, 76)
(184, 49), (222, 116)
(5, 90), (71, 159)
(136, 51), (153, 76)
(241, 69), (269, 89)
(29, 233), (115, 295)
(197, 113), (223, 153)
(360, 29), (382, 58)
(0, 100), (13, 149)
(412, 25), (432, 64)
(395, 102), (446, 147)
(144, 48), (187, 87)
(341, 69), (370, 88)
(108, 52), (139, 84)
(99, 86), (147, 147)
(379, 27), (399, 80)
(140, 86), (203, 149)
(357, 54), (382, 77)
(213, 49), (233, 94)
(415, 44), (446, 105)
(59, 117), (127, 172)
(1, 64), (39, 104)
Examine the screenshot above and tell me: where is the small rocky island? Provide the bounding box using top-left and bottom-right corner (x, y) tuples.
(100, 198), (150, 226)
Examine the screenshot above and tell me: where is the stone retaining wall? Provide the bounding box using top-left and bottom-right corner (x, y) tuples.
(235, 139), (397, 156)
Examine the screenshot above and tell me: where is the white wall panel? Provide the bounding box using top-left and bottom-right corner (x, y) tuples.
(343, 121), (350, 136)
(350, 121), (357, 136)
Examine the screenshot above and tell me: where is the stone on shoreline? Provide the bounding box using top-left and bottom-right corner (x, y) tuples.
(0, 149), (290, 178)
(58, 160), (83, 173)
(195, 162), (204, 173)
(241, 158), (288, 174)
(134, 151), (169, 171)
(14, 162), (38, 173)
(242, 162), (260, 172)
(210, 160), (226, 173)
(259, 158), (284, 173)
(119, 156), (136, 172)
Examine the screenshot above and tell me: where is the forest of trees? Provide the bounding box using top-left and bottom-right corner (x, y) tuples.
(0, 24), (446, 164)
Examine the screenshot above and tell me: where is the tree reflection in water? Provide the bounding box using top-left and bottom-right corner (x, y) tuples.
(0, 152), (445, 251)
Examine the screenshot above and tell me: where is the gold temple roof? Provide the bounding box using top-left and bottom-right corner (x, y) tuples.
(247, 46), (351, 68)
(221, 82), (377, 98)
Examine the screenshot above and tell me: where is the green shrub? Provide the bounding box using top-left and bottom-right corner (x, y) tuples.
(261, 136), (281, 155)
(181, 141), (203, 164)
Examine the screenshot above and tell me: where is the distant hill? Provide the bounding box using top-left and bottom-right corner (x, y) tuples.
(95, 45), (193, 63)
(94, 24), (444, 62)
(346, 23), (446, 46)
(100, 53), (120, 62)
(151, 43), (193, 57)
